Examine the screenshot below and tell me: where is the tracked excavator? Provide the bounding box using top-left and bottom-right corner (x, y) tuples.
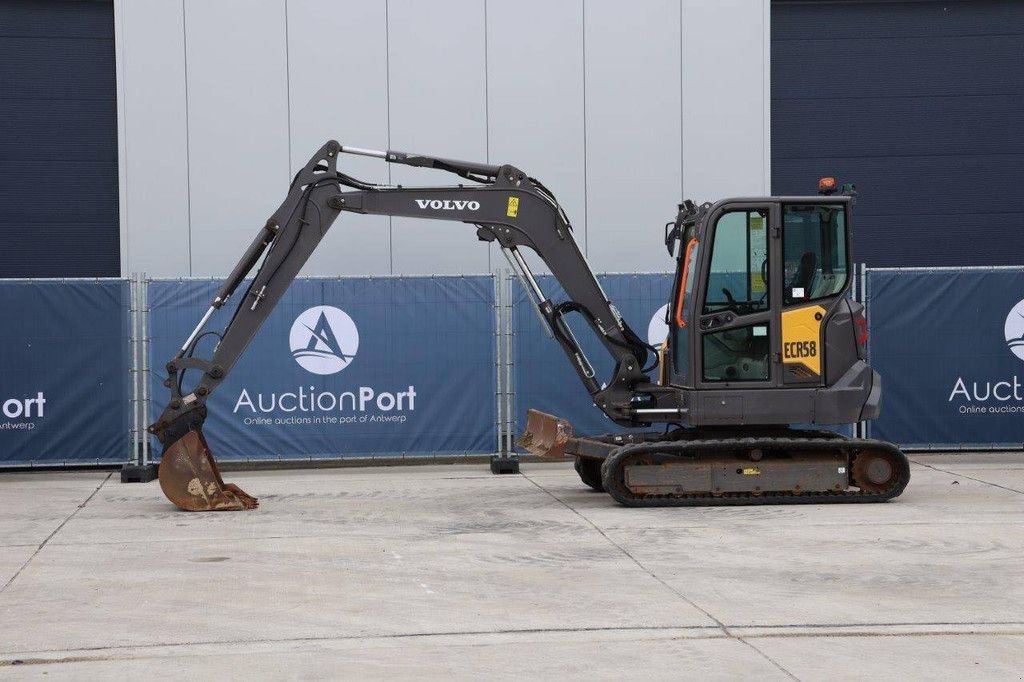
(149, 140), (909, 511)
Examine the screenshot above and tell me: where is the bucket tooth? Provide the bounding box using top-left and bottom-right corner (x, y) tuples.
(517, 409), (574, 458)
(158, 431), (257, 511)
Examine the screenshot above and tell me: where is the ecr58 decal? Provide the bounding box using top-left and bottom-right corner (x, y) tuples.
(781, 305), (826, 376)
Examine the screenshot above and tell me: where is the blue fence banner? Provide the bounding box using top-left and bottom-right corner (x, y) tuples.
(148, 276), (497, 460)
(867, 268), (1024, 448)
(0, 280), (131, 465)
(512, 273), (674, 439)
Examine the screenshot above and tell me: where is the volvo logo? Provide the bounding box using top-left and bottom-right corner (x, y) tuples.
(414, 199), (480, 211)
(289, 306), (359, 375)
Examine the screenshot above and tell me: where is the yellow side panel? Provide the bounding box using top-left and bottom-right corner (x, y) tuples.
(781, 305), (826, 376)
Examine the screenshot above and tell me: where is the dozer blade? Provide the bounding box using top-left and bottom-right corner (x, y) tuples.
(517, 409), (575, 458)
(158, 430), (258, 511)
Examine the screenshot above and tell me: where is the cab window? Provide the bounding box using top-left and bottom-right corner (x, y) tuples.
(671, 238), (700, 383)
(702, 323), (770, 382)
(782, 204), (848, 305)
(702, 210), (769, 316)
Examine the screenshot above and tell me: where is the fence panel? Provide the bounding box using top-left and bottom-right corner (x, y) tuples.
(148, 276), (497, 460)
(13, 268), (1018, 466)
(0, 279), (131, 466)
(867, 267), (1024, 449)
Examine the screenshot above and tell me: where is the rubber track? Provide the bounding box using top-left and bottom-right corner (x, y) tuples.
(601, 436), (910, 507)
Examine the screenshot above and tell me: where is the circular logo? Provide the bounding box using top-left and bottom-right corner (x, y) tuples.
(648, 304), (669, 349)
(1006, 299), (1024, 362)
(289, 306), (359, 375)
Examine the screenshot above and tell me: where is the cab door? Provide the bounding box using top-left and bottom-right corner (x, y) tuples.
(693, 203), (781, 389)
(778, 201), (851, 385)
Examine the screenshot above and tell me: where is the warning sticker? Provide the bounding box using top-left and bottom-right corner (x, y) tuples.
(751, 272), (767, 294)
(507, 196), (519, 218)
(750, 215), (767, 293)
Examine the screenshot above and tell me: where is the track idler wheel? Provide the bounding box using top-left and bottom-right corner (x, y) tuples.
(159, 431), (258, 511)
(851, 448), (901, 493)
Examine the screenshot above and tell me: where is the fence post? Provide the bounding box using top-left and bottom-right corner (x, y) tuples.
(120, 272), (158, 483)
(489, 268), (520, 474)
(141, 273), (152, 467)
(129, 274), (139, 464)
(505, 270), (515, 456)
(493, 273), (505, 456)
(860, 263), (869, 439)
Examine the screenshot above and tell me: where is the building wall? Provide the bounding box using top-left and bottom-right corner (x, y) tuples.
(1, 0), (119, 278)
(117, 0), (770, 277)
(771, 0), (1024, 268)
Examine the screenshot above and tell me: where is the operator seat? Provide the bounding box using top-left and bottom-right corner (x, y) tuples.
(791, 251), (817, 297)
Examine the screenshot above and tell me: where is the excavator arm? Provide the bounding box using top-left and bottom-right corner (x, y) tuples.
(150, 140), (658, 511)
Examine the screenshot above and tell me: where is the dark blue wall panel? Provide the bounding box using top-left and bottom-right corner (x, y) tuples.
(0, 1), (119, 277)
(772, 0), (1024, 267)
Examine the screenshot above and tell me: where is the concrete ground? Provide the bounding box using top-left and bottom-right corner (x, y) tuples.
(0, 454), (1022, 680)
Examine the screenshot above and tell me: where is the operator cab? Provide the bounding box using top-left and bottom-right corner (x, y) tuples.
(663, 181), (868, 425)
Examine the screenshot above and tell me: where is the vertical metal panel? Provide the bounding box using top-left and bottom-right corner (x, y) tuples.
(129, 274), (141, 464)
(387, 0), (490, 275)
(503, 270), (515, 454)
(584, 0), (682, 273)
(141, 273), (152, 464)
(682, 0), (770, 199)
(493, 273), (504, 453)
(118, 0), (190, 276)
(487, 0), (586, 272)
(184, 0), (290, 276)
(0, 0), (120, 277)
(287, 0), (392, 276)
(772, 0), (1024, 267)
(114, 0), (128, 274)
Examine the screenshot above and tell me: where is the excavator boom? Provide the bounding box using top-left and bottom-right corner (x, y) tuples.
(149, 140), (659, 510)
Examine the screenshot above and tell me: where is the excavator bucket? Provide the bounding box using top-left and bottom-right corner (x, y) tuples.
(517, 409), (575, 458)
(158, 431), (258, 511)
